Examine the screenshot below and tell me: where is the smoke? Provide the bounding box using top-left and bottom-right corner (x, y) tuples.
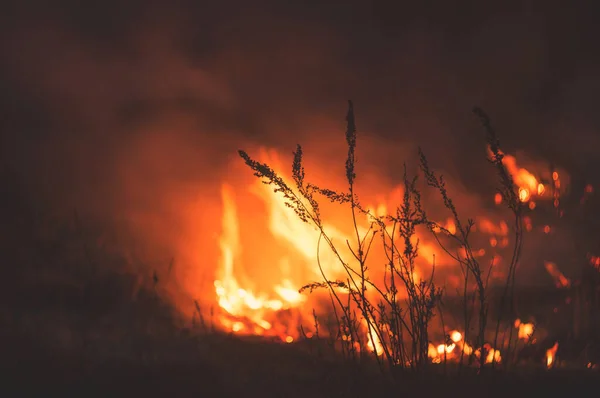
(1, 1), (598, 312)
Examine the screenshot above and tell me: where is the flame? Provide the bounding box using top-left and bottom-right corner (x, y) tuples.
(212, 144), (568, 362)
(363, 319), (384, 355)
(501, 154), (540, 203)
(518, 187), (531, 202)
(426, 330), (476, 363)
(487, 147), (567, 204)
(450, 330), (463, 343)
(546, 342), (559, 368)
(214, 148), (460, 342)
(514, 319), (535, 341)
(214, 183), (308, 340)
(486, 348), (502, 364)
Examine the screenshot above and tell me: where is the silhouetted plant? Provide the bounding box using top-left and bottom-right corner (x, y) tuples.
(239, 101), (523, 375)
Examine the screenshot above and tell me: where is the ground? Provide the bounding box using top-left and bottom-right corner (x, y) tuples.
(4, 319), (600, 397)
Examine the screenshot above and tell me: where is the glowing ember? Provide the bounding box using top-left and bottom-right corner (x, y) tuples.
(544, 261), (571, 288)
(543, 225), (551, 234)
(494, 192), (503, 205)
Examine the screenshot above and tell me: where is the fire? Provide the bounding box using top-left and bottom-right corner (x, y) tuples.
(214, 183), (309, 339)
(537, 183), (545, 195)
(364, 319), (384, 355)
(487, 148), (567, 204)
(546, 342), (559, 368)
(437, 343), (456, 355)
(518, 187), (530, 203)
(450, 330), (463, 343)
(212, 139), (569, 365)
(501, 154), (540, 203)
(485, 348), (502, 364)
(427, 330), (475, 363)
(514, 319), (535, 341)
(214, 147), (461, 343)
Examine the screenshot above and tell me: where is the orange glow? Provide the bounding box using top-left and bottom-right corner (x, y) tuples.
(214, 149), (456, 343)
(426, 330), (479, 364)
(590, 255), (600, 270)
(537, 183), (545, 195)
(462, 343), (474, 356)
(518, 188), (530, 202)
(524, 216), (533, 232)
(544, 261), (571, 288)
(210, 142), (570, 363)
(546, 342), (559, 369)
(450, 330), (463, 343)
(474, 345), (501, 364)
(494, 193), (502, 205)
(486, 349), (501, 364)
(428, 344), (440, 363)
(496, 153), (540, 202)
(364, 318), (384, 356)
(437, 343), (456, 355)
(516, 321), (535, 341)
(478, 219), (508, 236)
(445, 219), (457, 235)
(214, 183), (309, 340)
(487, 148), (567, 204)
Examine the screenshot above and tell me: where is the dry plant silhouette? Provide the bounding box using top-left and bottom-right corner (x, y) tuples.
(238, 101), (560, 378)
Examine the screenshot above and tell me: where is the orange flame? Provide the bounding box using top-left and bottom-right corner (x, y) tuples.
(546, 342), (559, 369)
(514, 319), (535, 341)
(212, 144), (568, 360)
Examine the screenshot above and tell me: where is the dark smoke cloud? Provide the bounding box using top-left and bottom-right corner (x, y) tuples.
(1, 1), (598, 304)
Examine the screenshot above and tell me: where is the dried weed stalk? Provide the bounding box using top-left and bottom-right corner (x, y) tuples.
(239, 102), (523, 375)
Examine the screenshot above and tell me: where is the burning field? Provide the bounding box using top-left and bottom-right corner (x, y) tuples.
(2, 1), (600, 395)
(208, 103), (600, 371)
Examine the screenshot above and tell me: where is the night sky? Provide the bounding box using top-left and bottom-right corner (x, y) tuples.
(1, 1), (599, 285)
